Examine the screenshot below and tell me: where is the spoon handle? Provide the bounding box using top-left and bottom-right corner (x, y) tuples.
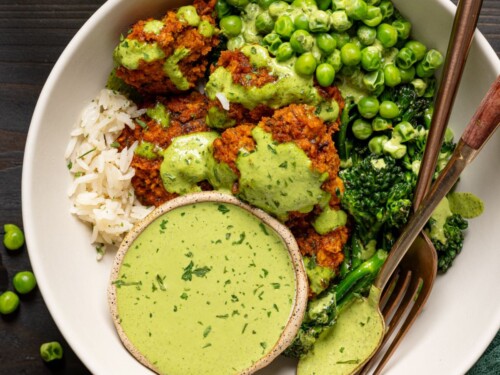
(461, 76), (500, 151)
(375, 76), (500, 290)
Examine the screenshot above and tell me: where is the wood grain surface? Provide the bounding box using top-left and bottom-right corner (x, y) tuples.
(0, 0), (498, 374)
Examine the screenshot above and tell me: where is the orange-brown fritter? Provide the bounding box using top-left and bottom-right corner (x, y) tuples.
(212, 104), (349, 268)
(214, 50), (277, 88)
(117, 91), (211, 206)
(212, 124), (256, 175)
(116, 3), (218, 95)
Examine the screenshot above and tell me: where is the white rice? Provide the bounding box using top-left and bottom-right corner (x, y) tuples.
(65, 89), (153, 259)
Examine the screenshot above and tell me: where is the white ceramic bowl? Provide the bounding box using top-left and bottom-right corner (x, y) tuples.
(23, 0), (500, 374)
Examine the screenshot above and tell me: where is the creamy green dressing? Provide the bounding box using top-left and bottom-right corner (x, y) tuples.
(146, 102), (170, 128)
(447, 192), (484, 219)
(297, 287), (384, 375)
(237, 127), (330, 220)
(135, 141), (160, 160)
(428, 197), (453, 244)
(205, 44), (339, 122)
(113, 202), (296, 375)
(144, 20), (165, 34)
(312, 206), (348, 235)
(113, 39), (165, 70)
(160, 132), (236, 194)
(163, 48), (191, 90)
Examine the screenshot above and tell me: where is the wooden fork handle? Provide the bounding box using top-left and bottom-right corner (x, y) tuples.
(461, 75), (500, 151)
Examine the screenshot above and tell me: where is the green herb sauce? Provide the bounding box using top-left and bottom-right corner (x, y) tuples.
(146, 102), (170, 128)
(163, 48), (191, 91)
(113, 39), (165, 70)
(236, 127), (330, 220)
(114, 202), (296, 375)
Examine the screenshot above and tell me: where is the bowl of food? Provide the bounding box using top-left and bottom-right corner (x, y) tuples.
(22, 0), (500, 374)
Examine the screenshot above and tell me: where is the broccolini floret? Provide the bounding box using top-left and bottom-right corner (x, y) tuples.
(428, 213), (468, 273)
(284, 250), (387, 358)
(340, 155), (414, 245)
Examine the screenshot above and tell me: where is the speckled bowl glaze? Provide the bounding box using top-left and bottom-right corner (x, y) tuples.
(108, 191), (309, 375)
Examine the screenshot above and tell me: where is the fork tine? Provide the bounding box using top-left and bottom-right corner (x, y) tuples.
(358, 273), (421, 375)
(381, 270), (412, 320)
(371, 235), (438, 374)
(378, 269), (400, 311)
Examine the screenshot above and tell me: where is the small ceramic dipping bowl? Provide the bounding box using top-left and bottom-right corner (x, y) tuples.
(108, 191), (308, 375)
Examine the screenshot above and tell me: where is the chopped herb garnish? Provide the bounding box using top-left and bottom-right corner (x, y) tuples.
(155, 274), (167, 291)
(336, 359), (361, 365)
(78, 147), (96, 159)
(259, 223), (269, 236)
(271, 283), (280, 289)
(216, 314), (229, 319)
(110, 141), (120, 148)
(136, 119), (148, 129)
(203, 325), (212, 338)
(182, 261), (211, 281)
(218, 204), (230, 214)
(232, 232), (246, 245)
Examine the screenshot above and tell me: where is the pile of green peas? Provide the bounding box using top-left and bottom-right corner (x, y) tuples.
(0, 224), (37, 315)
(215, 0), (443, 90)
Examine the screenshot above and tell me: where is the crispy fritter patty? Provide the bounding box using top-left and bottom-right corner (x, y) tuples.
(117, 91), (210, 206)
(214, 50), (277, 88)
(116, 0), (218, 95)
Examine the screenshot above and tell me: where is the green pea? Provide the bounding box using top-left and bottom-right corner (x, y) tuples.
(365, 0), (381, 5)
(291, 0), (316, 7)
(352, 118), (373, 140)
(316, 33), (337, 54)
(363, 69), (385, 93)
(13, 271), (37, 295)
(294, 13), (310, 30)
(262, 33), (283, 55)
(258, 0), (278, 9)
(396, 47), (417, 69)
(275, 15), (295, 39)
(269, 1), (290, 18)
(379, 100), (400, 119)
(405, 40), (427, 61)
(0, 291), (19, 315)
(368, 135), (389, 154)
(227, 35), (245, 50)
(345, 0), (368, 20)
(376, 23), (398, 48)
(371, 116), (392, 131)
(316, 0), (332, 11)
(392, 19), (412, 40)
(276, 42), (295, 61)
(399, 66), (416, 83)
(424, 105), (434, 128)
(290, 29), (314, 53)
(325, 49), (343, 72)
(215, 0), (232, 18)
(379, 0), (394, 19)
(394, 121), (416, 141)
(340, 42), (361, 66)
(309, 10), (331, 32)
(411, 78), (428, 97)
(357, 25), (377, 45)
(383, 138), (407, 159)
(332, 0), (346, 10)
(362, 5), (383, 27)
(358, 96), (380, 119)
(418, 49), (444, 72)
(331, 10), (353, 32)
(315, 63), (336, 86)
(40, 342), (64, 362)
(331, 32), (350, 49)
(383, 64), (401, 87)
(3, 224), (25, 251)
(220, 15), (243, 37)
(255, 12), (275, 35)
(295, 52), (317, 75)
(226, 0), (249, 8)
(361, 46), (382, 71)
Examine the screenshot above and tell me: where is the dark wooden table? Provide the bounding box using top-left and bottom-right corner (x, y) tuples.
(0, 0), (498, 374)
